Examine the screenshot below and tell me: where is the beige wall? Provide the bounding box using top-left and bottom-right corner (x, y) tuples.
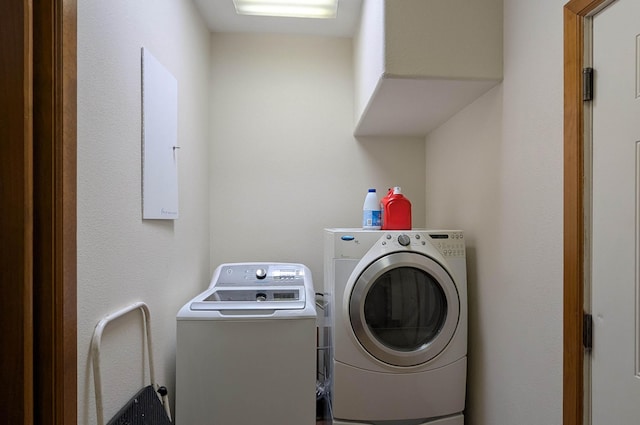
(425, 0), (564, 423)
(77, 1), (211, 423)
(208, 33), (426, 291)
(77, 0), (567, 423)
(384, 0), (503, 80)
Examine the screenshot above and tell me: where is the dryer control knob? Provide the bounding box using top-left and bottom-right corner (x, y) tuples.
(398, 234), (411, 246)
(255, 268), (267, 280)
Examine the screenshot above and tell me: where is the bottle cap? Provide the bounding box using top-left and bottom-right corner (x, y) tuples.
(368, 188), (376, 192)
(393, 186), (402, 194)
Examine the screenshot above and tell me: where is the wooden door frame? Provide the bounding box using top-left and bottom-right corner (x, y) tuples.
(563, 0), (609, 424)
(32, 1), (77, 423)
(0, 0), (77, 423)
(0, 1), (35, 420)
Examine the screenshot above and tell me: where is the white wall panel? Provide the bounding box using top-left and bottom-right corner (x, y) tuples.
(208, 33), (426, 291)
(424, 0), (564, 423)
(77, 1), (211, 423)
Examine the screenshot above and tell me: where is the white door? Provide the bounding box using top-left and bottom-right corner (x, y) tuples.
(591, 0), (640, 422)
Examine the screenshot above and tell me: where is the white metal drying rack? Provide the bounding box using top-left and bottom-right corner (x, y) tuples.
(91, 301), (171, 425)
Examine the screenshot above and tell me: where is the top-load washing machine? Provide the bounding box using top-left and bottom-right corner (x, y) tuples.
(176, 262), (317, 425)
(324, 229), (467, 425)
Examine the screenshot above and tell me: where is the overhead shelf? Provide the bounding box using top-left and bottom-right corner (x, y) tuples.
(353, 0), (503, 137)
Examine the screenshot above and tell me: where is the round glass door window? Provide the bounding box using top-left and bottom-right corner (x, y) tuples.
(350, 252), (459, 366)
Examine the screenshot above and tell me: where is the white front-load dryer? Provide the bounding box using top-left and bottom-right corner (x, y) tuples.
(324, 229), (467, 425)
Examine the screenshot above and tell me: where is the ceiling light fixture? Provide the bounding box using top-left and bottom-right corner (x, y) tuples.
(232, 0), (338, 19)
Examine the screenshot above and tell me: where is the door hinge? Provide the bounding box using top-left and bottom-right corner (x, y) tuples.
(583, 67), (594, 101)
(583, 312), (593, 351)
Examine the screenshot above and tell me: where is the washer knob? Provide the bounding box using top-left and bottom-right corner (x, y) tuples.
(255, 268), (267, 280)
(398, 234), (411, 246)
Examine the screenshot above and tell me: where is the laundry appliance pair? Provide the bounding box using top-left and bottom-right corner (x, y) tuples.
(324, 229), (468, 425)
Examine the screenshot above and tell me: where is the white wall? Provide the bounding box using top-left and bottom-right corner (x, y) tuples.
(77, 1), (567, 423)
(425, 0), (564, 424)
(208, 33), (426, 290)
(77, 1), (211, 423)
(354, 0), (384, 121)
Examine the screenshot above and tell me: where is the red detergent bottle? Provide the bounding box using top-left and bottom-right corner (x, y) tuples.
(380, 188), (393, 229)
(381, 186), (412, 230)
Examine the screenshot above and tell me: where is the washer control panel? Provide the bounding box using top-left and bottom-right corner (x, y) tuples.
(213, 263), (306, 286)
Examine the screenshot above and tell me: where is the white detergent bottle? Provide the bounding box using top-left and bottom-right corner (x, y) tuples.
(362, 188), (381, 230)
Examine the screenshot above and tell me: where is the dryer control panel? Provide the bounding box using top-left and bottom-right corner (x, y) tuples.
(326, 229), (466, 260)
(427, 231), (465, 258)
(378, 231), (465, 258)
(380, 232), (428, 249)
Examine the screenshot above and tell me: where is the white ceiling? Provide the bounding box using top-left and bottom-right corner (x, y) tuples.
(193, 0), (363, 37)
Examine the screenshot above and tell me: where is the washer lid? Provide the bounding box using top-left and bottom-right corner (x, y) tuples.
(349, 251), (460, 366)
(190, 286), (306, 311)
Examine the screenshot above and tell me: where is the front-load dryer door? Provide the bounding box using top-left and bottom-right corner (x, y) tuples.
(349, 252), (459, 367)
